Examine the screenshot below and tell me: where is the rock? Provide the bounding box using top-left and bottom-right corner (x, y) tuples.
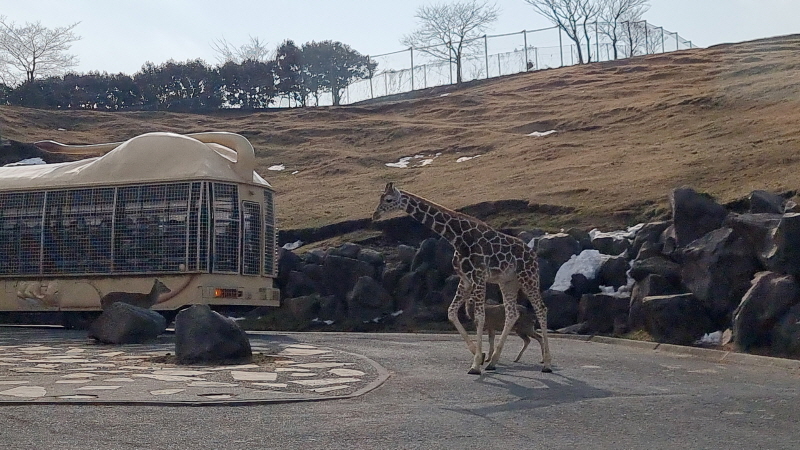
(641, 293), (716, 345)
(517, 229), (545, 245)
(732, 272), (800, 351)
(590, 232), (631, 256)
(381, 263), (408, 296)
(668, 187), (729, 249)
(357, 248), (385, 267)
(327, 242), (362, 259)
(434, 238), (455, 276)
(557, 322), (590, 335)
(566, 273), (601, 298)
(322, 255), (377, 301)
(629, 274), (683, 330)
(393, 270), (426, 313)
(411, 238), (438, 273)
(304, 248), (326, 264)
(599, 255), (629, 289)
(749, 190), (787, 214)
(348, 276), (394, 313)
(629, 256), (682, 284)
(760, 213), (800, 277)
(285, 295), (322, 322)
(284, 270), (319, 299)
(277, 248), (303, 290)
(629, 221), (672, 259)
(578, 294), (630, 335)
(566, 228), (592, 250)
(680, 227), (760, 326)
(88, 302), (166, 344)
(771, 303), (800, 356)
(396, 245), (417, 265)
(538, 257), (558, 291)
(541, 289), (580, 329)
(536, 233), (582, 267)
(635, 241), (664, 260)
(175, 305), (252, 364)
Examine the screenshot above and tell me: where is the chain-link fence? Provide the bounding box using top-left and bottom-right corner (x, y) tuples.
(341, 21), (692, 105)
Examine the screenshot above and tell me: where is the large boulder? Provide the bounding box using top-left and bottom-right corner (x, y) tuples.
(732, 272), (800, 351)
(667, 187), (729, 249)
(578, 294), (630, 335)
(641, 293), (716, 345)
(175, 304), (252, 364)
(541, 289), (579, 329)
(322, 255), (377, 301)
(598, 255), (629, 289)
(285, 295), (322, 322)
(411, 238), (438, 273)
(536, 233), (582, 268)
(327, 242), (362, 259)
(760, 213), (800, 277)
(347, 276), (394, 321)
(629, 274), (683, 330)
(283, 270), (319, 299)
(749, 190), (788, 214)
(629, 256), (682, 284)
(679, 227), (760, 326)
(772, 303), (800, 357)
(88, 302), (167, 344)
(629, 221), (672, 259)
(393, 270), (426, 313)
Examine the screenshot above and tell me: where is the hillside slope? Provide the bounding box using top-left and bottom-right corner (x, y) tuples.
(3, 34), (800, 233)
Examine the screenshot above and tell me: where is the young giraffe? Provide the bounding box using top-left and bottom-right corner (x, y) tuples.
(373, 183), (552, 374)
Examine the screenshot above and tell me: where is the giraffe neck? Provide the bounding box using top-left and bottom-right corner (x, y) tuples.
(400, 191), (468, 245)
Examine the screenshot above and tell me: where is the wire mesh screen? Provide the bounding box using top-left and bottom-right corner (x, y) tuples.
(0, 192), (45, 275)
(241, 202), (262, 275)
(113, 183), (192, 273)
(263, 189), (276, 276)
(44, 188), (115, 274)
(211, 183), (240, 274)
(0, 181), (274, 277)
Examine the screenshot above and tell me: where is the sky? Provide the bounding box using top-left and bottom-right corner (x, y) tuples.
(0, 0), (797, 76)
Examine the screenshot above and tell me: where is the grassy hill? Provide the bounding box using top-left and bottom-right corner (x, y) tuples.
(3, 34), (800, 236)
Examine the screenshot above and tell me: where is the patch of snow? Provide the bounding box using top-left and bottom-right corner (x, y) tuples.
(550, 250), (611, 292)
(4, 157), (46, 167)
(386, 153), (441, 168)
(291, 170), (300, 175)
(527, 130), (557, 137)
(57, 128), (66, 131)
(456, 155), (481, 163)
(589, 223), (644, 241)
(282, 240), (303, 250)
(440, 93), (450, 97)
(696, 331), (723, 346)
(268, 164), (286, 171)
(391, 310), (403, 317)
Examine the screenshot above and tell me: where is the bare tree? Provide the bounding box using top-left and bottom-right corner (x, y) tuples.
(0, 16), (80, 85)
(401, 0), (499, 84)
(598, 0), (649, 59)
(523, 0), (597, 64)
(211, 35), (271, 64)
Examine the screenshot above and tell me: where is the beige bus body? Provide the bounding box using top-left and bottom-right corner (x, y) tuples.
(0, 132), (280, 312)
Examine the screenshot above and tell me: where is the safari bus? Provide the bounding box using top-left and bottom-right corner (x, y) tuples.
(0, 131), (279, 326)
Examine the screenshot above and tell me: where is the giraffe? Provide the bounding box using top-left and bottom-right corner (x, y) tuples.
(372, 183), (552, 375)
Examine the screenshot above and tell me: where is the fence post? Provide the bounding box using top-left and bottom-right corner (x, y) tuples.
(595, 21), (599, 61)
(484, 34), (489, 79)
(523, 30), (529, 71)
(534, 47), (538, 70)
(423, 64), (427, 88)
(661, 27), (665, 53)
(448, 41), (453, 84)
(559, 27), (564, 67)
(384, 71), (388, 96)
(688, 40), (693, 49)
(644, 20), (649, 54)
(367, 55), (374, 99)
(410, 48), (415, 91)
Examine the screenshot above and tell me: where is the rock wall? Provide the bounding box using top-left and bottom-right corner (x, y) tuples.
(266, 187), (800, 358)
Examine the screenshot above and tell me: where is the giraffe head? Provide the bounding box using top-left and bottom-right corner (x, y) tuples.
(372, 182), (403, 221)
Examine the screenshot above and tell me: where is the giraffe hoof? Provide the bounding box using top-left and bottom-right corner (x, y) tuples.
(485, 363), (496, 371)
(541, 366), (553, 373)
(467, 368), (482, 375)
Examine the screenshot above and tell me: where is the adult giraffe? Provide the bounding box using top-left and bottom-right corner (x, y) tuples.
(372, 183), (552, 375)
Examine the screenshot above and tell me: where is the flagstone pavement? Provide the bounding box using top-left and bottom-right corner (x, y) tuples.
(0, 327), (388, 405)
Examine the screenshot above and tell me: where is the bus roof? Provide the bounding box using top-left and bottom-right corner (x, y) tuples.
(0, 132), (272, 191)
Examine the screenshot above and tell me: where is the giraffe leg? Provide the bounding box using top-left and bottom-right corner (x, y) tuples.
(468, 288), (486, 375)
(486, 328), (496, 363)
(486, 280), (519, 371)
(447, 278), (476, 355)
(521, 279), (552, 373)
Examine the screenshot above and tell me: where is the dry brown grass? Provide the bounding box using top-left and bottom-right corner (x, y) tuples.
(4, 34), (800, 233)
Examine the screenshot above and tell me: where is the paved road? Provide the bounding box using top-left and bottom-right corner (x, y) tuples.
(1, 330), (799, 450)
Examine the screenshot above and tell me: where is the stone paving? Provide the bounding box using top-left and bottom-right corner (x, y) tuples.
(0, 327), (387, 404)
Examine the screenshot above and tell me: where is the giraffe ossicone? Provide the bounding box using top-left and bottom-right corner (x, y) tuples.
(373, 182), (553, 375)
